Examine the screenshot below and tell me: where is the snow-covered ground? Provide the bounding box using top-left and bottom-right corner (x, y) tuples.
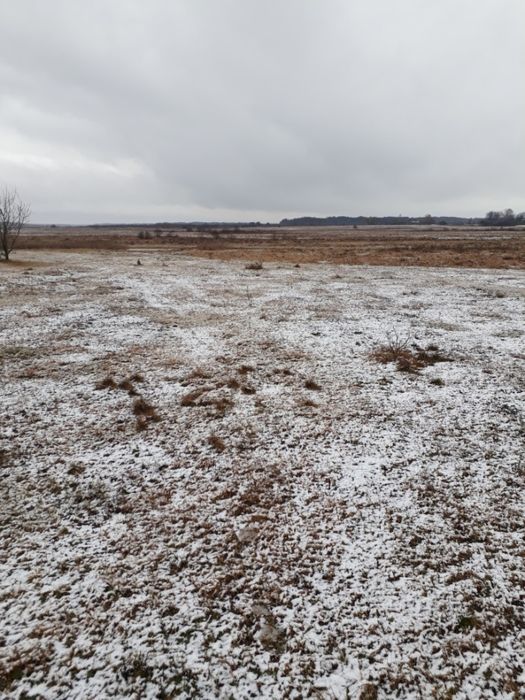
(1, 250), (524, 699)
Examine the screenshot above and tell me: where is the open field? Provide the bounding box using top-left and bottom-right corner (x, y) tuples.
(18, 224), (525, 269)
(1, 250), (524, 698)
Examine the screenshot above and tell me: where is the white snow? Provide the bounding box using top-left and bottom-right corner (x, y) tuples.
(0, 249), (523, 698)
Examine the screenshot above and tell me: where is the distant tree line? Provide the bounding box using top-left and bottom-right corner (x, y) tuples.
(279, 215), (477, 226)
(481, 209), (524, 227)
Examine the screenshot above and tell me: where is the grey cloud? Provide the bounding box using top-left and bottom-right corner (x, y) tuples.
(0, 0), (524, 222)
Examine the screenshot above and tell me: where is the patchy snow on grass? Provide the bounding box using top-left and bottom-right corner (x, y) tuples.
(1, 251), (524, 699)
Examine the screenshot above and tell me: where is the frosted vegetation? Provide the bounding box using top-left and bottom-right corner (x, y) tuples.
(1, 251), (524, 698)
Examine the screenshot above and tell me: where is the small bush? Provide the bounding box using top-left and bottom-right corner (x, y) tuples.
(245, 261), (263, 270)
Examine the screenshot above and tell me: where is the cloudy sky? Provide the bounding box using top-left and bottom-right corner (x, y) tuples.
(1, 0), (524, 223)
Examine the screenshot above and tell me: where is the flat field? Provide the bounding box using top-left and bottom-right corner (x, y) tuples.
(1, 248), (524, 698)
(18, 224), (525, 269)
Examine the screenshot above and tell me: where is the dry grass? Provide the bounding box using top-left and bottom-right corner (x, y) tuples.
(96, 374), (144, 395)
(16, 225), (525, 269)
(238, 364), (255, 375)
(358, 683), (378, 700)
(304, 378), (322, 391)
(370, 334), (451, 374)
(95, 376), (118, 390)
(118, 379), (138, 395)
(0, 449), (9, 469)
(133, 397), (160, 430)
(297, 398), (319, 408)
(180, 388), (208, 406)
(184, 367), (211, 382)
(208, 435), (226, 453)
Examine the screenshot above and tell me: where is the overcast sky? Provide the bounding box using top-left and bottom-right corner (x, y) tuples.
(1, 0), (524, 223)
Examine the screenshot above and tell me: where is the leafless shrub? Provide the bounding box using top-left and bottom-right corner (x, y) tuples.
(0, 187), (31, 261)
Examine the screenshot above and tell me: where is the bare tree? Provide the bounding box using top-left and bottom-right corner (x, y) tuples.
(0, 187), (31, 261)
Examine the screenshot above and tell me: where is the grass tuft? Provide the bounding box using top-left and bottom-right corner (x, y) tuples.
(208, 435), (226, 452)
(95, 376), (117, 390)
(304, 378), (321, 391)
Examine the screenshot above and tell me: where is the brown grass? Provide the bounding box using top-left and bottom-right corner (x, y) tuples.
(95, 376), (118, 390)
(297, 398), (319, 408)
(132, 397), (160, 429)
(241, 385), (256, 395)
(180, 388), (208, 406)
(17, 225), (525, 269)
(118, 379), (138, 395)
(208, 435), (226, 452)
(238, 364), (255, 375)
(371, 341), (451, 373)
(0, 449), (9, 469)
(304, 378), (322, 391)
(185, 367), (211, 381)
